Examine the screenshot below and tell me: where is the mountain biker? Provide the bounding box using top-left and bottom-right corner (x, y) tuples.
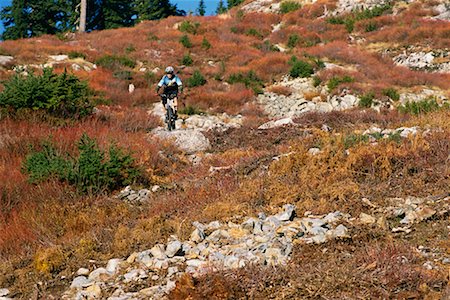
(156, 66), (183, 119)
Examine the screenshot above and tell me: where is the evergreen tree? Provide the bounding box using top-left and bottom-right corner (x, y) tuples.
(227, 0), (244, 9)
(196, 0), (206, 16)
(0, 0), (29, 40)
(135, 0), (185, 22)
(216, 0), (227, 14)
(1, 0), (70, 40)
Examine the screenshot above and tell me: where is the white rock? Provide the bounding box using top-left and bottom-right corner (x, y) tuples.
(49, 55), (69, 62)
(165, 240), (182, 257)
(151, 128), (211, 154)
(150, 244), (167, 260)
(359, 213), (376, 225)
(0, 289), (9, 297)
(0, 56), (14, 66)
(88, 267), (110, 282)
(258, 117), (295, 130)
(128, 83), (135, 94)
(190, 228), (205, 243)
(186, 259), (208, 268)
(76, 268), (90, 276)
(106, 258), (122, 274)
(70, 276), (91, 289)
(308, 147), (322, 156)
(151, 185), (160, 192)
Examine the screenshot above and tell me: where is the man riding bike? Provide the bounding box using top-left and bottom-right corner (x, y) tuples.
(156, 66), (183, 119)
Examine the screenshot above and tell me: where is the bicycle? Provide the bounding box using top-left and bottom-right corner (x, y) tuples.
(160, 93), (177, 131)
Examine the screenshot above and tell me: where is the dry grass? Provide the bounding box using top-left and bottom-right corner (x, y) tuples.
(1, 4), (450, 298)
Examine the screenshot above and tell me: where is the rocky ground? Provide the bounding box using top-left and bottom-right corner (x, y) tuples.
(61, 193), (449, 299)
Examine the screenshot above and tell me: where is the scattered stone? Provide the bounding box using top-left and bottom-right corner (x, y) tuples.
(0, 56), (14, 67)
(258, 117), (295, 130)
(190, 227), (205, 243)
(151, 128), (211, 154)
(150, 244), (167, 260)
(76, 268), (90, 276)
(165, 240), (182, 258)
(0, 289), (9, 297)
(70, 276), (91, 289)
(106, 259), (122, 274)
(359, 213), (376, 225)
(88, 267), (111, 282)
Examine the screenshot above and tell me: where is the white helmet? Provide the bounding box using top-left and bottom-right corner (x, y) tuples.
(165, 66), (174, 74)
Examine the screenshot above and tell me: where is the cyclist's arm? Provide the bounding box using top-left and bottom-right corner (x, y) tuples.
(156, 76), (165, 94)
(176, 76), (183, 94)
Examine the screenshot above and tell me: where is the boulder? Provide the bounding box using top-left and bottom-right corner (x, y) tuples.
(0, 56), (14, 67)
(88, 268), (110, 282)
(165, 240), (182, 258)
(258, 117), (295, 130)
(70, 276), (91, 289)
(150, 244), (167, 260)
(151, 128), (211, 154)
(106, 258), (122, 274)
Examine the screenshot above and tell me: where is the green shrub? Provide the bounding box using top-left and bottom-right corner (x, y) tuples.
(68, 51), (86, 59)
(344, 18), (355, 33)
(256, 40), (280, 52)
(312, 76), (322, 87)
(0, 68), (94, 118)
(24, 134), (141, 194)
(179, 20), (200, 34)
(245, 28), (263, 39)
(227, 70), (264, 94)
(398, 98), (440, 115)
(125, 44), (136, 53)
(201, 37), (211, 50)
(359, 92), (375, 108)
(382, 87), (400, 101)
(343, 133), (369, 149)
(280, 1), (301, 13)
(230, 27), (238, 34)
(365, 21), (378, 32)
(327, 75), (354, 91)
(287, 34), (300, 48)
(326, 4), (391, 33)
(148, 33), (159, 41)
(113, 70), (133, 80)
(187, 70), (206, 87)
(178, 105), (204, 115)
(95, 55), (136, 69)
(179, 35), (193, 48)
(289, 57), (314, 78)
(181, 53), (193, 66)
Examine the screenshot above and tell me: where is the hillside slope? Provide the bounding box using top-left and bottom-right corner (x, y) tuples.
(0, 0), (449, 298)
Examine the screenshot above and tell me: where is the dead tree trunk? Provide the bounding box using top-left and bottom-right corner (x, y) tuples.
(79, 0), (87, 32)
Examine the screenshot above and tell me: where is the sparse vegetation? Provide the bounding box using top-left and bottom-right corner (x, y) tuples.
(95, 55), (136, 69)
(327, 75), (354, 91)
(24, 134), (141, 194)
(280, 1), (301, 14)
(289, 56), (314, 78)
(179, 21), (200, 35)
(186, 70), (207, 87)
(398, 98), (441, 115)
(1, 1), (450, 298)
(179, 34), (192, 48)
(227, 70), (264, 94)
(359, 92), (375, 108)
(181, 53), (193, 66)
(0, 68), (94, 118)
(382, 88), (400, 101)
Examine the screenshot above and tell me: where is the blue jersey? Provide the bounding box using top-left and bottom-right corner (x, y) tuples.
(158, 75), (183, 89)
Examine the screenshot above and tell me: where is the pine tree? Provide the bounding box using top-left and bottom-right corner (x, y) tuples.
(1, 0), (70, 40)
(227, 0), (244, 9)
(135, 0), (185, 22)
(216, 0), (227, 14)
(0, 0), (29, 40)
(196, 0), (206, 16)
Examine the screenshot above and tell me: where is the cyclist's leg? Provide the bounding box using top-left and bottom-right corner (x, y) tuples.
(173, 96), (178, 119)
